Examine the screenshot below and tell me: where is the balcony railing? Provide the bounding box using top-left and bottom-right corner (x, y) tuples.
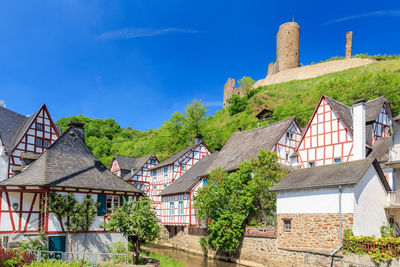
(387, 191), (400, 207)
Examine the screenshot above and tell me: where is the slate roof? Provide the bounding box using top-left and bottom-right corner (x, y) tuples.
(209, 117), (296, 172)
(272, 158), (390, 192)
(367, 136), (392, 163)
(325, 96), (389, 135)
(160, 152), (219, 196)
(150, 143), (203, 170)
(0, 126), (142, 194)
(122, 154), (156, 181)
(113, 155), (137, 171)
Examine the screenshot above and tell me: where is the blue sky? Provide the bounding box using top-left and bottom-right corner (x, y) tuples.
(1, 0), (399, 131)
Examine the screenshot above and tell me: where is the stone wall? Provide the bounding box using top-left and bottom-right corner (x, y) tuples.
(277, 213), (354, 250)
(223, 78), (242, 108)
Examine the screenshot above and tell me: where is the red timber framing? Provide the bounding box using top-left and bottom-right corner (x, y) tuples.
(150, 143), (211, 217)
(0, 186), (140, 235)
(128, 156), (158, 195)
(110, 160), (121, 177)
(7, 105), (59, 178)
(372, 103), (391, 144)
(160, 177), (205, 226)
(272, 119), (302, 164)
(297, 96), (354, 168)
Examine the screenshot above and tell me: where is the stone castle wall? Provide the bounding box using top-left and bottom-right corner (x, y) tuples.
(223, 78), (242, 108)
(277, 213), (354, 250)
(276, 22), (300, 73)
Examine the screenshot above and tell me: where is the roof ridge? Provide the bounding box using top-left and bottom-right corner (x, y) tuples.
(0, 105), (27, 119)
(232, 116), (295, 135)
(290, 158), (372, 173)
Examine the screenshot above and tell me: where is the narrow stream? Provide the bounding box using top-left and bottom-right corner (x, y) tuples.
(144, 245), (239, 267)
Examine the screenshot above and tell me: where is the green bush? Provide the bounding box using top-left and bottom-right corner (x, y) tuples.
(19, 232), (48, 252)
(109, 241), (130, 264)
(380, 223), (396, 237)
(343, 235), (400, 263)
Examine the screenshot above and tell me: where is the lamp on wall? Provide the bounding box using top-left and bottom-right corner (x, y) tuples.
(12, 203), (19, 211)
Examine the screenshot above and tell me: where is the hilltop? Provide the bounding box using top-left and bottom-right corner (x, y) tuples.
(57, 58), (400, 166)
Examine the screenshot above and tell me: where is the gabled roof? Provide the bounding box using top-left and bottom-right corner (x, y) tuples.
(272, 158), (390, 192)
(160, 152), (219, 196)
(150, 143), (204, 170)
(324, 96), (390, 134)
(0, 126), (142, 194)
(112, 155), (137, 171)
(0, 104), (61, 153)
(122, 154), (157, 181)
(209, 117), (296, 172)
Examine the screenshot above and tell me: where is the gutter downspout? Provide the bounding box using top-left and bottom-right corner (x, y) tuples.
(330, 186), (342, 266)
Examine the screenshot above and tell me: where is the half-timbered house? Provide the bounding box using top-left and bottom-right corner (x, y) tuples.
(148, 141), (211, 217)
(0, 104), (60, 180)
(159, 117), (302, 234)
(121, 154), (159, 194)
(0, 121), (142, 253)
(296, 95), (391, 168)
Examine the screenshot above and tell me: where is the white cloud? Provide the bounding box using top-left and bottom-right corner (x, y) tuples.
(96, 27), (201, 41)
(323, 10), (400, 25)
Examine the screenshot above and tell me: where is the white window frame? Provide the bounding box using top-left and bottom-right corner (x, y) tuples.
(106, 195), (120, 214)
(178, 200), (184, 216)
(169, 202), (175, 216)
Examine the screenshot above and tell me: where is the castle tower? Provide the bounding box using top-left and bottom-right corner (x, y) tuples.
(346, 31), (353, 59)
(223, 78), (236, 108)
(276, 21), (300, 72)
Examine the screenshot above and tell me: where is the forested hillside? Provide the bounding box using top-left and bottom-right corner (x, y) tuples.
(57, 59), (400, 166)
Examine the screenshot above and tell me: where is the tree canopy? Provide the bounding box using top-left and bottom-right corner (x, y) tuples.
(194, 150), (286, 254)
(102, 196), (160, 264)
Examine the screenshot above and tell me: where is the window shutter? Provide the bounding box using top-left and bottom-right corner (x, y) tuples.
(121, 195), (129, 204)
(97, 194), (106, 216)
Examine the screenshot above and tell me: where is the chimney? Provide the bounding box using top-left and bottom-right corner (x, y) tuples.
(67, 121), (86, 142)
(0, 100), (5, 108)
(352, 99), (367, 160)
(237, 127), (242, 133)
(194, 135), (204, 145)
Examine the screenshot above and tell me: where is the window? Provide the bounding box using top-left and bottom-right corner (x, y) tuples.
(182, 165), (186, 171)
(169, 202), (175, 216)
(308, 161), (315, 167)
(36, 124), (43, 130)
(283, 218), (292, 231)
(1, 236), (9, 249)
(163, 184), (168, 189)
(44, 141), (50, 148)
(202, 179), (208, 186)
(286, 132), (293, 140)
(150, 158), (157, 164)
(36, 139), (42, 147)
(285, 153), (289, 162)
(152, 170), (157, 178)
(164, 167), (168, 176)
(178, 201), (184, 215)
(106, 195), (120, 214)
(152, 186), (157, 196)
(334, 158), (342, 164)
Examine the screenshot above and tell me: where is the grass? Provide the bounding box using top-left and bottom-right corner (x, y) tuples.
(141, 250), (186, 267)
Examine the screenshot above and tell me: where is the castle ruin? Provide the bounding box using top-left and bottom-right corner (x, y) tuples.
(268, 20), (300, 76)
(223, 78), (241, 108)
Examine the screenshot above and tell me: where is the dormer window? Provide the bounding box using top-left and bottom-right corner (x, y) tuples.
(309, 161), (315, 167)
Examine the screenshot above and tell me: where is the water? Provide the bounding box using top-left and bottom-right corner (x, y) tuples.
(144, 245), (239, 267)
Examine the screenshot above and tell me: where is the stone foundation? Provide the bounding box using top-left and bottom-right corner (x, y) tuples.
(277, 213), (354, 250)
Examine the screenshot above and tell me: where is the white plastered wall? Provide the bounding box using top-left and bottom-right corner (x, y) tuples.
(277, 186), (354, 214)
(353, 165), (388, 237)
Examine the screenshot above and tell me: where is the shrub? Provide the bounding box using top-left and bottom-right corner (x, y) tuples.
(380, 223), (396, 237)
(19, 232), (48, 252)
(0, 247), (34, 267)
(227, 94), (248, 116)
(199, 237), (208, 251)
(109, 241), (130, 264)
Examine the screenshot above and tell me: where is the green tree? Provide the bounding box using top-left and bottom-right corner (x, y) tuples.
(103, 196), (160, 264)
(238, 76), (255, 95)
(227, 94), (248, 116)
(45, 193), (98, 252)
(194, 150), (285, 254)
(185, 99), (208, 138)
